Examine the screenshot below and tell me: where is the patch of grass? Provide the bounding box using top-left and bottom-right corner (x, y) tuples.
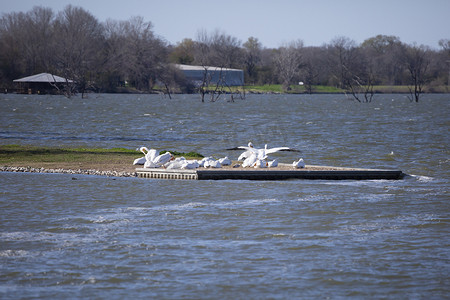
(310, 85), (344, 93)
(243, 84), (344, 94)
(0, 145), (204, 166)
(244, 84), (285, 93)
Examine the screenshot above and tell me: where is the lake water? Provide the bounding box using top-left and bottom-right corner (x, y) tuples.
(1, 93), (449, 298)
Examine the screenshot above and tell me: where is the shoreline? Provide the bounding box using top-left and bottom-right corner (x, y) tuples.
(0, 166), (137, 177)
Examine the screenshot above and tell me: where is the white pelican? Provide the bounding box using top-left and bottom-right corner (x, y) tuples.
(138, 147), (160, 168)
(181, 160), (200, 169)
(254, 159), (268, 168)
(153, 152), (174, 167)
(199, 157), (213, 168)
(292, 158), (305, 168)
(209, 160), (222, 168)
(144, 159), (157, 168)
(202, 157), (222, 168)
(133, 156), (146, 165)
(268, 159), (278, 168)
(218, 157), (232, 166)
(139, 147), (159, 162)
(236, 142), (254, 161)
(228, 143), (300, 162)
(242, 153), (257, 168)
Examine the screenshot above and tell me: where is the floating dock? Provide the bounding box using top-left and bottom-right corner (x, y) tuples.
(136, 164), (404, 180)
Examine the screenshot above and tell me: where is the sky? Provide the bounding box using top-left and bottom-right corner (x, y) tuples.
(2, 0), (449, 49)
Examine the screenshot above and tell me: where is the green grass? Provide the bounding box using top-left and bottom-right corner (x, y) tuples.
(0, 144), (204, 166)
(243, 84), (344, 94)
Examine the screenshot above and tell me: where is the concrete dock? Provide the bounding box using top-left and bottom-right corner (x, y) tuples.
(136, 164), (404, 180)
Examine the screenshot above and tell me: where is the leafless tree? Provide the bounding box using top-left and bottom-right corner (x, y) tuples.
(327, 37), (376, 102)
(402, 43), (432, 102)
(194, 29), (243, 102)
(438, 39), (450, 87)
(20, 7), (55, 75)
(300, 46), (325, 94)
(273, 40), (304, 92)
(99, 19), (129, 91)
(0, 11), (29, 84)
(53, 5), (104, 97)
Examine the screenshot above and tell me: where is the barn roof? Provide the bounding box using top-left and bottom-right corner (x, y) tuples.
(13, 73), (74, 83)
(175, 64), (242, 72)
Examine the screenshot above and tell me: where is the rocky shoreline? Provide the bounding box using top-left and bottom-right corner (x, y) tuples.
(0, 166), (137, 177)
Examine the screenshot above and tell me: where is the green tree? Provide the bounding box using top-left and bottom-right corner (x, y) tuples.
(243, 37), (262, 84)
(169, 38), (195, 65)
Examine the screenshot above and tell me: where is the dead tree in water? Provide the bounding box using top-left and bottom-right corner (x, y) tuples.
(402, 43), (431, 102)
(194, 29), (243, 102)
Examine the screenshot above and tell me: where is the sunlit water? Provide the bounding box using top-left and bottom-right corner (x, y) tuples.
(1, 93), (449, 298)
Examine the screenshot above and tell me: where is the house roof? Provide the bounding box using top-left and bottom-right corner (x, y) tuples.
(13, 73), (73, 83)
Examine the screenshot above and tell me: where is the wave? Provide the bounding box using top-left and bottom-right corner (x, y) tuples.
(408, 174), (434, 182)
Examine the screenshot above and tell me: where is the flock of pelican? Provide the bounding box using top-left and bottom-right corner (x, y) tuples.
(133, 142), (305, 169)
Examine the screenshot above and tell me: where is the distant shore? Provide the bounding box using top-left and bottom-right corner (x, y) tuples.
(3, 84), (449, 96)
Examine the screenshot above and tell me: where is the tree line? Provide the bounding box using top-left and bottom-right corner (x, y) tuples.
(1, 5), (449, 101)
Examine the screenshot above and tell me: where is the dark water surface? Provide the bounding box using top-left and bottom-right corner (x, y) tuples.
(1, 93), (449, 298)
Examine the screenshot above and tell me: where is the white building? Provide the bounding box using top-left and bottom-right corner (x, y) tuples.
(175, 64), (244, 86)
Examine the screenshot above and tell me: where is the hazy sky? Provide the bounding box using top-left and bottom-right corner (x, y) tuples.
(2, 0), (449, 49)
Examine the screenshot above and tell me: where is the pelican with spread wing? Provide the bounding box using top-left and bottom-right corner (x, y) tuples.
(227, 143), (300, 160)
(227, 143), (301, 168)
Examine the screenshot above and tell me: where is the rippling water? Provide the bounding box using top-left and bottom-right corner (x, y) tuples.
(1, 93), (449, 298)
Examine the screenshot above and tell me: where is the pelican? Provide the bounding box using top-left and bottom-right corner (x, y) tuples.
(242, 153), (258, 167)
(292, 158), (305, 168)
(236, 142), (254, 161)
(138, 147), (160, 168)
(199, 157), (214, 168)
(139, 147), (159, 162)
(228, 143), (300, 162)
(268, 159), (278, 168)
(181, 160), (200, 169)
(254, 158), (268, 168)
(153, 152), (174, 167)
(133, 156), (146, 165)
(218, 156), (232, 166)
(202, 157), (222, 168)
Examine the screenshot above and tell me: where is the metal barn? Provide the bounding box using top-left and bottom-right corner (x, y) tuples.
(176, 64), (244, 86)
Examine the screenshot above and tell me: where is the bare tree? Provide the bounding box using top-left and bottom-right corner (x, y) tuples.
(125, 17), (165, 91)
(20, 7), (55, 75)
(273, 40), (304, 92)
(0, 11), (29, 85)
(194, 29), (243, 102)
(438, 39), (450, 87)
(300, 46), (325, 94)
(100, 19), (129, 91)
(53, 5), (104, 97)
(402, 43), (431, 102)
(327, 36), (376, 102)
